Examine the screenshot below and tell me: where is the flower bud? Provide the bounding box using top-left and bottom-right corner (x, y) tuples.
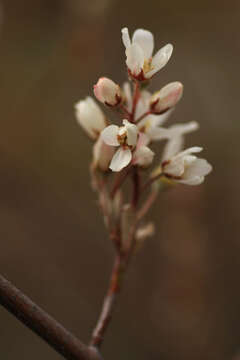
(94, 77), (122, 106)
(150, 82), (183, 114)
(75, 97), (106, 140)
(93, 137), (115, 172)
(133, 146), (154, 168)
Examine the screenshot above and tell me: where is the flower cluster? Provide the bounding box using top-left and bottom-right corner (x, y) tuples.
(73, 27), (213, 351)
(75, 27), (212, 187)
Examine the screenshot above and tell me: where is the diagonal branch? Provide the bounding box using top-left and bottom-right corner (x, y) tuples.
(0, 274), (101, 360)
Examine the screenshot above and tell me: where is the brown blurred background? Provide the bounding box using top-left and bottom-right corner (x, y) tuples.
(0, 0), (240, 359)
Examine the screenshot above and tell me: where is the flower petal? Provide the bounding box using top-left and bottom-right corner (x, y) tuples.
(168, 121), (199, 137)
(175, 146), (203, 159)
(101, 125), (119, 146)
(132, 29), (154, 59)
(126, 43), (144, 76)
(179, 176), (205, 186)
(163, 156), (185, 177)
(121, 27), (131, 48)
(184, 158), (212, 179)
(110, 147), (132, 172)
(123, 119), (138, 146)
(146, 43), (173, 78)
(162, 136), (184, 161)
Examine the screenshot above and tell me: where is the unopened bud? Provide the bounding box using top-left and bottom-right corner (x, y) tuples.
(93, 137), (115, 172)
(150, 82), (183, 114)
(133, 146), (154, 168)
(75, 97), (106, 140)
(94, 77), (122, 106)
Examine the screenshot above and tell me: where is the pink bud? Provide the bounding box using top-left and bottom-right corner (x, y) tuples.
(94, 77), (122, 106)
(150, 82), (183, 114)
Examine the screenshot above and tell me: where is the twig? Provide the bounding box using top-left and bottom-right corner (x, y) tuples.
(0, 274), (101, 360)
(142, 173), (164, 192)
(89, 255), (124, 348)
(137, 189), (159, 221)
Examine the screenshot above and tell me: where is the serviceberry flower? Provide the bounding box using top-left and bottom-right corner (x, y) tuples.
(150, 82), (183, 114)
(101, 119), (138, 172)
(122, 27), (173, 81)
(161, 147), (212, 185)
(148, 121), (199, 142)
(94, 77), (122, 106)
(75, 97), (106, 140)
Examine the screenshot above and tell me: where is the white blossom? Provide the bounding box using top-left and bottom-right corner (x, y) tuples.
(161, 122), (199, 161)
(162, 147), (212, 185)
(121, 27), (173, 80)
(149, 121), (199, 142)
(75, 97), (106, 140)
(150, 82), (183, 114)
(94, 77), (122, 106)
(101, 119), (138, 172)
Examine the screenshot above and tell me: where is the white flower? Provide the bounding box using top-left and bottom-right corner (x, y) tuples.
(162, 147), (212, 185)
(101, 119), (138, 172)
(161, 122), (199, 161)
(75, 97), (106, 140)
(150, 82), (183, 114)
(121, 27), (173, 80)
(93, 137), (115, 172)
(149, 121), (199, 142)
(94, 77), (122, 106)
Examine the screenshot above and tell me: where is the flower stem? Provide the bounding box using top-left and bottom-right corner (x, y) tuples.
(131, 81), (140, 122)
(89, 255), (125, 348)
(137, 189), (159, 221)
(135, 110), (152, 124)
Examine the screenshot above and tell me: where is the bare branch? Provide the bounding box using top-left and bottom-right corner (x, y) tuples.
(0, 274), (101, 360)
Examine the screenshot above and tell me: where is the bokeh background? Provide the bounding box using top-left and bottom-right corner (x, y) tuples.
(0, 1), (240, 359)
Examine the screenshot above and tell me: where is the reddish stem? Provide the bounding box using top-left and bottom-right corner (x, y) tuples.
(89, 255), (124, 348)
(137, 189), (159, 221)
(135, 110), (152, 124)
(131, 81), (140, 122)
(119, 104), (131, 119)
